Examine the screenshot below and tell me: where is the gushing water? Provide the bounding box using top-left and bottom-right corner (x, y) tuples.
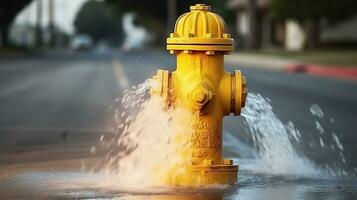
(242, 93), (350, 178)
(90, 81), (352, 188)
(242, 93), (319, 177)
(93, 79), (195, 188)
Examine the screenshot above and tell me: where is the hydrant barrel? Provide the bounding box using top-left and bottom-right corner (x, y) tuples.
(151, 4), (247, 186)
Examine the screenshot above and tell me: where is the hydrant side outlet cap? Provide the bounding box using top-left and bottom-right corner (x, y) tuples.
(167, 4), (234, 52)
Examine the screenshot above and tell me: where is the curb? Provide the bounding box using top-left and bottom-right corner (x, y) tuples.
(286, 64), (357, 80)
(226, 53), (297, 71)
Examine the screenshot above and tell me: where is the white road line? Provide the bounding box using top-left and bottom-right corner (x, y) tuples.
(0, 126), (108, 134)
(112, 57), (129, 90)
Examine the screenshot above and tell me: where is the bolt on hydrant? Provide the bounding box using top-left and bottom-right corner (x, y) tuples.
(151, 4), (247, 186)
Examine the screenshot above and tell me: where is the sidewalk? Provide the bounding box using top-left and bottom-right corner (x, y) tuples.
(226, 52), (357, 80)
(226, 53), (299, 70)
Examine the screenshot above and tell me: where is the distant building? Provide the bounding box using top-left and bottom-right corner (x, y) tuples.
(10, 24), (36, 48)
(227, 0), (284, 49)
(321, 15), (357, 46)
(227, 0), (357, 50)
(10, 19), (69, 48)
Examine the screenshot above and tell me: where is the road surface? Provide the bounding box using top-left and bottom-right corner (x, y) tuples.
(0, 49), (357, 199)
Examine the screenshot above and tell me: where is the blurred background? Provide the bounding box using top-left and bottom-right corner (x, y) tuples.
(2, 0), (357, 52)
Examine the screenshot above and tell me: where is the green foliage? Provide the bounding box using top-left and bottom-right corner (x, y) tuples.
(271, 0), (357, 22)
(74, 0), (122, 43)
(105, 0), (234, 25)
(0, 0), (32, 46)
(271, 0), (357, 48)
(105, 0), (166, 21)
(177, 0), (235, 24)
(104, 0), (234, 46)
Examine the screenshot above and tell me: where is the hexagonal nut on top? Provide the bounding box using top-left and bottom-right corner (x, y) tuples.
(190, 4), (211, 11)
(167, 4), (234, 52)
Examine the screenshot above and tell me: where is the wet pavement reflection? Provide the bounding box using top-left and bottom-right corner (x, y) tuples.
(1, 160), (357, 200)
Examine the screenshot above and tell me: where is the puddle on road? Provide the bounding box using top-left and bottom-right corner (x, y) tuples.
(3, 169), (357, 199)
(1, 80), (357, 199)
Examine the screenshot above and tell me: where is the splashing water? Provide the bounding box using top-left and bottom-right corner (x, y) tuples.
(94, 79), (195, 188)
(90, 81), (352, 189)
(242, 93), (350, 178)
(242, 93), (321, 177)
(310, 104), (324, 118)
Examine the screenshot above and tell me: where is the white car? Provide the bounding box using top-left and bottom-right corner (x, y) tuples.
(70, 35), (93, 51)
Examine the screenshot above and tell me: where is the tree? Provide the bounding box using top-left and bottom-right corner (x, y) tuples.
(0, 0), (32, 47)
(105, 0), (234, 45)
(106, 0), (234, 25)
(271, 0), (357, 48)
(105, 0), (166, 45)
(73, 0), (122, 43)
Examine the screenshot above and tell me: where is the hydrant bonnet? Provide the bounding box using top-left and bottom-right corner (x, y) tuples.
(167, 4), (234, 52)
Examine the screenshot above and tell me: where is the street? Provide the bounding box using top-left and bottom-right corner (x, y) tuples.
(1, 50), (356, 153)
(0, 49), (357, 199)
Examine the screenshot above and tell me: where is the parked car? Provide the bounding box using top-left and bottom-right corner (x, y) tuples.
(70, 34), (93, 51)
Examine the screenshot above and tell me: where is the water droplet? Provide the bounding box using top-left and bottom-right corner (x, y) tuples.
(90, 147), (96, 154)
(315, 121), (325, 134)
(310, 104), (324, 118)
(319, 137), (325, 148)
(99, 135), (104, 142)
(332, 133), (344, 151)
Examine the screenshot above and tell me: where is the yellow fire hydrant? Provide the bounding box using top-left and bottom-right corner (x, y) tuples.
(152, 4), (247, 186)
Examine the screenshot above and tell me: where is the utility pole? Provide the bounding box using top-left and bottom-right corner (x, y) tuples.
(246, 0), (257, 49)
(36, 0), (43, 47)
(167, 0), (177, 35)
(48, 0), (55, 47)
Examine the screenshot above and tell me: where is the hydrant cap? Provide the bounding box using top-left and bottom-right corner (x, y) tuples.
(167, 4), (234, 52)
